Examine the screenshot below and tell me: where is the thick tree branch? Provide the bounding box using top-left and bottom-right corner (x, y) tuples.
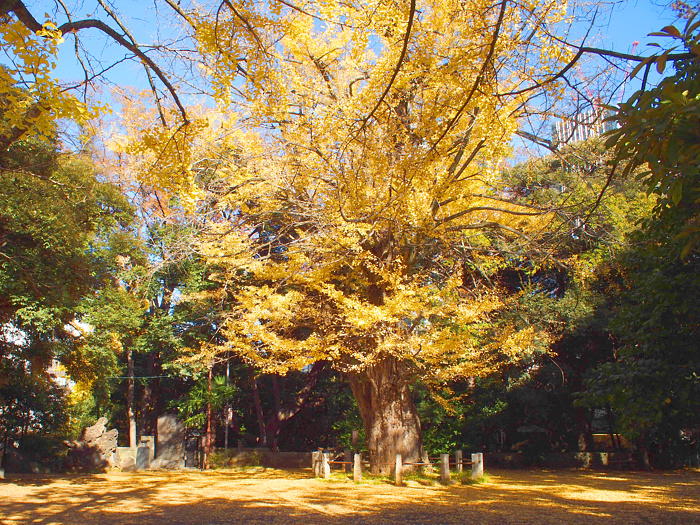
(436, 205), (548, 225)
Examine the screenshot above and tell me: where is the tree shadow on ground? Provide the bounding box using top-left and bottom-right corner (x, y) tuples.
(0, 468), (698, 524)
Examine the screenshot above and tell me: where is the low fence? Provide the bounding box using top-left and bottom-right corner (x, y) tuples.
(311, 449), (484, 485)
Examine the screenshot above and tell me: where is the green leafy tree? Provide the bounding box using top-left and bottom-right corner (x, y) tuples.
(577, 20), (700, 467)
(605, 17), (700, 256)
(0, 134), (133, 467)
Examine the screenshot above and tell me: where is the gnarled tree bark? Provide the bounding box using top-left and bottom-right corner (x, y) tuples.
(348, 356), (424, 475)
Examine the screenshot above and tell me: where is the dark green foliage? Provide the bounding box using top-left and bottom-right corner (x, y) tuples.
(605, 18), (700, 256)
(579, 217), (700, 458)
(576, 22), (700, 465)
(0, 136), (135, 469)
(0, 354), (69, 470)
(0, 139), (132, 326)
(171, 375), (238, 429)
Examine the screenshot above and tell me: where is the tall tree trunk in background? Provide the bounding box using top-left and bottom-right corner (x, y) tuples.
(348, 356), (424, 475)
(264, 362), (326, 447)
(205, 366), (212, 469)
(224, 353), (230, 451)
(127, 347), (137, 447)
(251, 371), (267, 446)
(140, 352), (157, 436)
(270, 374), (282, 450)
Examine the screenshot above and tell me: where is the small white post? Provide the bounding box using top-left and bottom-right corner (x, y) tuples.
(311, 450), (321, 477)
(440, 453), (450, 482)
(455, 450), (463, 473)
(323, 452), (331, 479)
(353, 453), (362, 482)
(471, 452), (483, 479)
(395, 453), (402, 486)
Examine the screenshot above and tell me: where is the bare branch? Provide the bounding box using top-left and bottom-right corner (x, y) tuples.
(1, 0), (188, 123)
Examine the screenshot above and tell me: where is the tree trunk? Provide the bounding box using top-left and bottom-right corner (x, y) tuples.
(127, 347), (137, 448)
(224, 353), (230, 451)
(250, 370), (267, 446)
(205, 366), (212, 469)
(347, 356), (424, 475)
(140, 352), (157, 436)
(264, 362), (326, 447)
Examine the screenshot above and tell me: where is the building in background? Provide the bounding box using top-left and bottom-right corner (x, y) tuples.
(553, 108), (617, 145)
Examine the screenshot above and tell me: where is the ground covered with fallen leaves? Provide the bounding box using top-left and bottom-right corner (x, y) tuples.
(1, 467), (698, 524)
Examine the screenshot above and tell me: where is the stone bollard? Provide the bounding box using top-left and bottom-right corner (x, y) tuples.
(323, 452), (331, 479)
(344, 449), (352, 473)
(311, 450), (322, 477)
(440, 453), (450, 483)
(455, 450), (463, 473)
(471, 452), (483, 479)
(353, 453), (362, 482)
(395, 453), (402, 486)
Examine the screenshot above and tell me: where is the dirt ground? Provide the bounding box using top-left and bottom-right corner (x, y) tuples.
(1, 467), (698, 524)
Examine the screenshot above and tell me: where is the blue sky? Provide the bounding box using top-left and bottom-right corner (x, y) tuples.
(36, 0), (690, 147)
(47, 0), (686, 93)
(600, 0), (680, 54)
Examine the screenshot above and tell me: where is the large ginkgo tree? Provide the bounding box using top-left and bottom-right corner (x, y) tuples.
(166, 0), (577, 472)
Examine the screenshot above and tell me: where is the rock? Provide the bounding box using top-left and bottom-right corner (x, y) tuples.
(83, 417), (108, 443)
(97, 428), (118, 457)
(68, 418), (119, 471)
(121, 455), (136, 471)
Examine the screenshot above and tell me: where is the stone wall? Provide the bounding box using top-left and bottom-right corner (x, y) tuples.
(486, 451), (635, 469)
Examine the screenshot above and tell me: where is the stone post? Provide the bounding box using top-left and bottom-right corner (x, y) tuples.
(395, 453), (403, 486)
(140, 436), (155, 462)
(471, 452), (484, 479)
(440, 453), (450, 483)
(455, 450), (463, 473)
(344, 449), (352, 473)
(311, 450), (321, 477)
(323, 452), (331, 479)
(353, 453), (362, 482)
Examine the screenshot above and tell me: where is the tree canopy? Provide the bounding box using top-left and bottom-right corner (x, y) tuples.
(1, 0), (698, 472)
